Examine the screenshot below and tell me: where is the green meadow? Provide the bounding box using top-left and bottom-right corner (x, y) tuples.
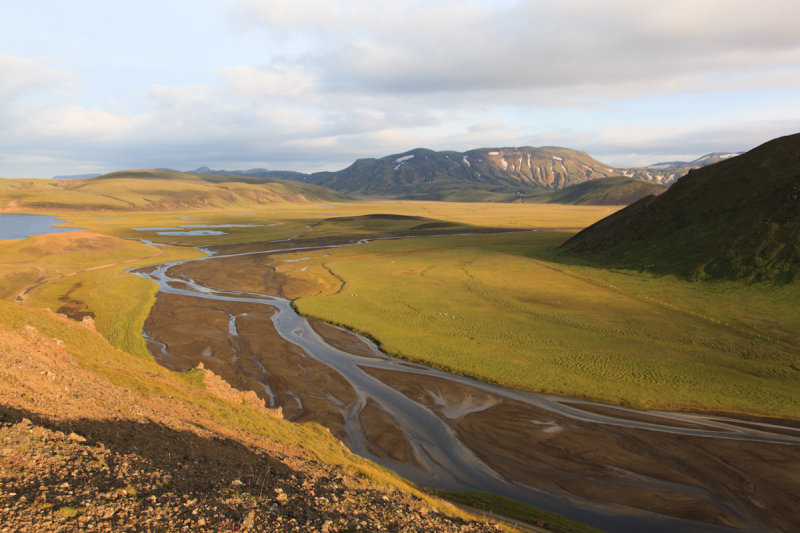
(0, 231), (203, 358)
(286, 229), (800, 419)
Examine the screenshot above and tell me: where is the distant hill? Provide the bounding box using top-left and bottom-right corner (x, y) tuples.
(301, 146), (620, 201)
(188, 167), (309, 183)
(540, 177), (667, 206)
(616, 151), (743, 185)
(646, 152), (742, 169)
(561, 133), (800, 282)
(0, 169), (347, 211)
(51, 173), (102, 180)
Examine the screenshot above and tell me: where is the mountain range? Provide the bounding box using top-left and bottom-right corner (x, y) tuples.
(561, 133), (800, 282)
(646, 152), (742, 169)
(190, 147), (734, 202)
(304, 147), (619, 200)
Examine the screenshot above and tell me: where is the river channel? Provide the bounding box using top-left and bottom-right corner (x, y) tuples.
(133, 237), (800, 533)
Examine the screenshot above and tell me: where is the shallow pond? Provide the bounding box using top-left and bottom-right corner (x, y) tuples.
(0, 214), (82, 240)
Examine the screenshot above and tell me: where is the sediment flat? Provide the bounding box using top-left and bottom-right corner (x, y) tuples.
(138, 237), (800, 533)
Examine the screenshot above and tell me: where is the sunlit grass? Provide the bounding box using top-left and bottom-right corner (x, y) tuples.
(0, 173), (344, 212)
(47, 200), (620, 246)
(430, 490), (605, 533)
(290, 231), (800, 418)
(0, 232), (203, 357)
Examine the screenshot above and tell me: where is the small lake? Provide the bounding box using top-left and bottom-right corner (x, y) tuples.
(132, 224), (265, 237)
(0, 214), (82, 241)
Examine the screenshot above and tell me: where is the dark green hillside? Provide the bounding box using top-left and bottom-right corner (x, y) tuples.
(561, 133), (800, 282)
(307, 146), (619, 200)
(543, 177), (667, 205)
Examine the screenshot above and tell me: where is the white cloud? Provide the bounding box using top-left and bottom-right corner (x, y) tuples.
(232, 0), (800, 99)
(548, 116), (800, 167)
(2, 2), (800, 178)
(0, 54), (73, 101)
(221, 65), (319, 100)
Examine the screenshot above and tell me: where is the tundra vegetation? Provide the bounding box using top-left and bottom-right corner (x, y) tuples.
(288, 230), (800, 419)
(4, 198), (799, 419)
(2, 180), (798, 531)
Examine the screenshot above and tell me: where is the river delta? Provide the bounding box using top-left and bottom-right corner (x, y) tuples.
(133, 235), (800, 533)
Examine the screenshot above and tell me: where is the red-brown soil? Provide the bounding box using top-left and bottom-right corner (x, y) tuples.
(0, 314), (504, 532)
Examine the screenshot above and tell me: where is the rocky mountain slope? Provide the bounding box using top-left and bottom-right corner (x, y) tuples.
(304, 147), (619, 201)
(619, 151), (742, 185)
(561, 132), (800, 282)
(0, 302), (505, 532)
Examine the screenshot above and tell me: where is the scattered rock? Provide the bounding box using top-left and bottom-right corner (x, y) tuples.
(0, 320), (503, 533)
(68, 432), (87, 443)
(242, 510), (255, 529)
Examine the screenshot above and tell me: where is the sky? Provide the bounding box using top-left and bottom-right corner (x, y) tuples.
(1, 0), (799, 178)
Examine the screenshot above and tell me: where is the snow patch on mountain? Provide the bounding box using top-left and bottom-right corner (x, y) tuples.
(394, 154), (414, 171)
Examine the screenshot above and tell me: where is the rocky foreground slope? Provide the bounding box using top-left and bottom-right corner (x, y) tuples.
(0, 307), (505, 532)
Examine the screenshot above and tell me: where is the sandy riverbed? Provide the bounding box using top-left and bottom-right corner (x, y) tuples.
(140, 240), (800, 533)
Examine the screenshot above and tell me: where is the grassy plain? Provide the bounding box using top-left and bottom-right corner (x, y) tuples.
(53, 200), (615, 243)
(6, 200), (606, 354)
(5, 199), (798, 419)
(285, 230), (800, 419)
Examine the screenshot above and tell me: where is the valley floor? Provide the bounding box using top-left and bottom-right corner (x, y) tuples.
(2, 201), (799, 532)
(137, 234), (800, 533)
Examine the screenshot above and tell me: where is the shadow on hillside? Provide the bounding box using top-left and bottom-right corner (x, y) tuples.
(0, 403), (304, 498)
